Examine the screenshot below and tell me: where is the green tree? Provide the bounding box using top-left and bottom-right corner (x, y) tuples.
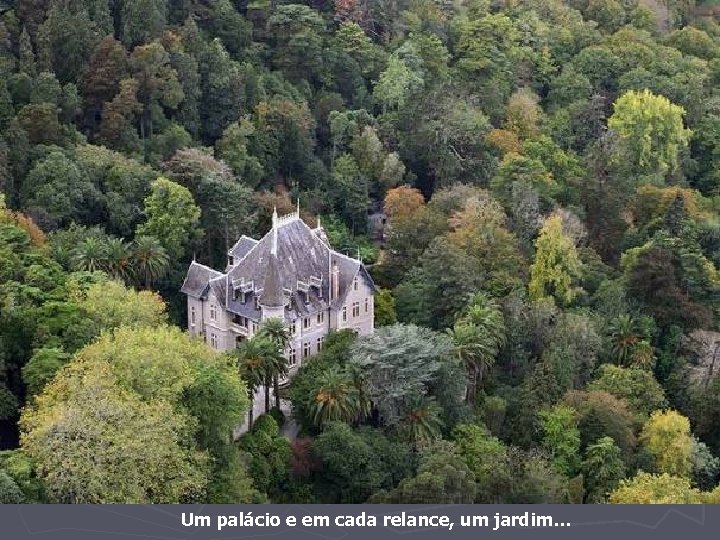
(582, 436), (626, 503)
(22, 347), (70, 397)
(0, 470), (23, 503)
(312, 423), (413, 503)
(374, 288), (397, 326)
(349, 324), (451, 425)
(452, 423), (509, 503)
(529, 213), (583, 306)
(608, 89), (691, 184)
(258, 318), (291, 410)
(588, 365), (667, 419)
(609, 472), (701, 503)
(371, 441), (476, 503)
(640, 410), (693, 477)
(399, 395), (444, 450)
(307, 366), (360, 429)
(130, 236), (169, 288)
(21, 364), (207, 503)
(539, 405), (581, 477)
(136, 177), (201, 261)
(448, 293), (506, 404)
(120, 0), (167, 47)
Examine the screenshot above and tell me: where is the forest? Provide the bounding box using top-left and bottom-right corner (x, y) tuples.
(0, 0), (720, 504)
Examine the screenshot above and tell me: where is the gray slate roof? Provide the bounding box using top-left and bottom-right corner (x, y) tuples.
(180, 262), (222, 298)
(183, 214), (375, 321)
(228, 235), (258, 261)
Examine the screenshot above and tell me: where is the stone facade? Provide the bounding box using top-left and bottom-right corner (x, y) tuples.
(181, 208), (375, 376)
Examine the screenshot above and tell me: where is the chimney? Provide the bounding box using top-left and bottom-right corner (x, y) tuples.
(331, 261), (339, 300)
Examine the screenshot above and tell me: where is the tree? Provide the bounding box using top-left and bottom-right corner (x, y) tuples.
(22, 347), (70, 397)
(399, 395), (444, 450)
(374, 289), (397, 326)
(215, 119), (264, 188)
(609, 472), (701, 503)
(136, 177), (201, 261)
(588, 365), (667, 419)
(21, 150), (99, 227)
(448, 293), (506, 404)
(307, 366), (360, 429)
(236, 339), (268, 430)
(120, 0), (167, 47)
(131, 236), (169, 288)
(452, 423), (509, 503)
(539, 405), (581, 477)
(582, 436), (626, 503)
(312, 423), (413, 503)
(258, 319), (291, 410)
(563, 390), (637, 459)
(349, 324), (451, 425)
(21, 364), (207, 503)
(383, 185), (425, 222)
(640, 410), (693, 477)
(608, 89), (691, 184)
(21, 326), (252, 503)
(371, 441), (476, 503)
(529, 213), (583, 306)
(239, 415), (291, 501)
(268, 5), (325, 84)
(607, 314), (639, 366)
(0, 470), (23, 503)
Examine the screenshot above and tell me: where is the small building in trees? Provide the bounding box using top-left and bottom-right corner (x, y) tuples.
(181, 207), (375, 373)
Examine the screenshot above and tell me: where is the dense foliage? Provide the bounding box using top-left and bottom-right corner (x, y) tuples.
(1, 0), (720, 504)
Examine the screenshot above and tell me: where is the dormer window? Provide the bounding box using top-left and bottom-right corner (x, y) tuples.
(254, 295), (260, 310)
(353, 277), (359, 291)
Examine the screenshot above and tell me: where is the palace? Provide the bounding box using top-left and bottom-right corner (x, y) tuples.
(180, 207), (375, 374)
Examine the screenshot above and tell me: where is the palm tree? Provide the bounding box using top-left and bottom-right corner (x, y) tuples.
(609, 315), (638, 366)
(448, 294), (505, 405)
(103, 237), (131, 281)
(260, 344), (287, 414)
(307, 366), (359, 429)
(131, 236), (169, 289)
(631, 340), (655, 369)
(401, 395), (444, 450)
(71, 236), (107, 272)
(258, 318), (291, 410)
(236, 339), (269, 429)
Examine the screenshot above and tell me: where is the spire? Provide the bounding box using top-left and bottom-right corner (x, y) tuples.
(271, 206), (278, 257)
(260, 253), (284, 308)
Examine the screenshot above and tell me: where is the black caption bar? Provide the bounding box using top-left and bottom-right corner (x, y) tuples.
(0, 504), (713, 540)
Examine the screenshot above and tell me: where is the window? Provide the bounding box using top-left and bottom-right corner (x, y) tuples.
(235, 336), (246, 347)
(303, 342), (310, 359)
(251, 322), (258, 333)
(289, 348), (297, 367)
(289, 321), (296, 335)
(342, 306), (347, 322)
(210, 333), (217, 349)
(352, 302), (360, 317)
(254, 296), (260, 310)
(210, 305), (216, 321)
(353, 277), (359, 291)
(316, 336), (324, 352)
(317, 311), (324, 325)
(233, 315), (248, 328)
(364, 297), (369, 313)
(191, 306), (196, 325)
(303, 317), (310, 329)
